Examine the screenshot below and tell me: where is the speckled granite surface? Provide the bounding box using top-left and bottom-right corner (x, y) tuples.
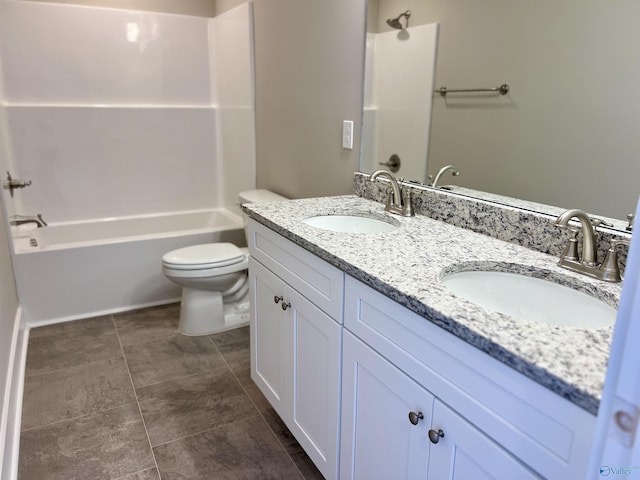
(243, 195), (622, 415)
(353, 172), (632, 273)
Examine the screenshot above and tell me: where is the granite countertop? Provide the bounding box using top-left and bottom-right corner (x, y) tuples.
(243, 195), (622, 415)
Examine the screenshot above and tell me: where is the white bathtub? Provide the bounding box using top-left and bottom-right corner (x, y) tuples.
(11, 208), (246, 326)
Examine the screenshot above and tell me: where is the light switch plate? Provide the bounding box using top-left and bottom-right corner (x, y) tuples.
(342, 120), (354, 149)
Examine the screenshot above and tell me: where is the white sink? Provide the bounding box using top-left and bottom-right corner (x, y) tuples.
(303, 215), (399, 234)
(442, 270), (616, 328)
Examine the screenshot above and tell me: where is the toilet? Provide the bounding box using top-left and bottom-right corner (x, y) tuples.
(162, 189), (286, 335)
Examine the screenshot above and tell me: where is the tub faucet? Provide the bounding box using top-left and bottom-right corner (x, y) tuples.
(429, 165), (460, 188)
(10, 214), (47, 228)
(369, 170), (414, 217)
(554, 209), (624, 282)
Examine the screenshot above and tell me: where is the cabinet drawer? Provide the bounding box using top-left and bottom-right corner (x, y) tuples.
(344, 275), (595, 480)
(247, 219), (344, 322)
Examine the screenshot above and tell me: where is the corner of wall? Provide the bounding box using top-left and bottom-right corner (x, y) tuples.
(0, 306), (27, 480)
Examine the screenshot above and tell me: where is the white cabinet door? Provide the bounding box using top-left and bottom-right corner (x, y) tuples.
(250, 258), (288, 417)
(250, 257), (342, 480)
(427, 400), (540, 480)
(341, 330), (434, 480)
(288, 286), (342, 480)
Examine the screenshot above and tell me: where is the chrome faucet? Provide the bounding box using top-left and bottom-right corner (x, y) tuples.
(10, 214), (47, 228)
(554, 209), (625, 282)
(429, 165), (460, 188)
(369, 170), (414, 217)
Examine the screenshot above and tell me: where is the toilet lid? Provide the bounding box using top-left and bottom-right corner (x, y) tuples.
(162, 243), (245, 270)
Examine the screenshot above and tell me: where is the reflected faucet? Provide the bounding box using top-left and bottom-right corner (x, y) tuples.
(369, 170), (414, 217)
(429, 165), (460, 188)
(10, 214), (47, 228)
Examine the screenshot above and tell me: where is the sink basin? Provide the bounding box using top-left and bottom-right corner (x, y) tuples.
(442, 270), (616, 328)
(303, 215), (399, 234)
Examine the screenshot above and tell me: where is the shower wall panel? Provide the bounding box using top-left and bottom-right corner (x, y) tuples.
(0, 1), (256, 222)
(6, 106), (218, 222)
(0, 1), (211, 105)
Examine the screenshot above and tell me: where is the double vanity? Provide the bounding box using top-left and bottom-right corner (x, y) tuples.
(243, 183), (624, 479)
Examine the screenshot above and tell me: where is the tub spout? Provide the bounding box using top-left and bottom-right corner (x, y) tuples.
(10, 213), (47, 228)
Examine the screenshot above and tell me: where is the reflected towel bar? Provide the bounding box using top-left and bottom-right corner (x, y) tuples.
(435, 84), (510, 96)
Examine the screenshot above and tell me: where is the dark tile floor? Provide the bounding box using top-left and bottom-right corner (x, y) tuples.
(19, 304), (324, 480)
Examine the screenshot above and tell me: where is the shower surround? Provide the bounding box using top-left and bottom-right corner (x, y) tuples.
(0, 0), (256, 325)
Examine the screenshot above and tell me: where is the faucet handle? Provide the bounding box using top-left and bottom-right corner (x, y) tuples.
(590, 218), (614, 229)
(401, 188), (414, 217)
(561, 226), (581, 262)
(600, 239), (632, 283)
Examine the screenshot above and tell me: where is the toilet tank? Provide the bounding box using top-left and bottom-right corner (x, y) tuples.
(238, 189), (287, 243)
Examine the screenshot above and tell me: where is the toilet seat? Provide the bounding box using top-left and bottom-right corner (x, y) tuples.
(162, 243), (246, 271)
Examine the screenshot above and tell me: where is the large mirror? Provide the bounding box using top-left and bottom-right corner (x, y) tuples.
(361, 0), (640, 228)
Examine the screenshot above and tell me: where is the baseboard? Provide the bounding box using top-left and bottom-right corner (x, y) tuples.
(1, 306), (28, 480)
(25, 297), (181, 329)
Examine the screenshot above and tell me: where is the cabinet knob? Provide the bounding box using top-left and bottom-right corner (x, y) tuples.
(281, 301), (291, 311)
(274, 295), (283, 304)
(428, 429), (445, 444)
(408, 411), (424, 425)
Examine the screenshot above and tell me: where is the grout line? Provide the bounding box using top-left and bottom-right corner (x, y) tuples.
(219, 335), (307, 480)
(19, 400), (140, 434)
(132, 365), (229, 391)
(22, 350), (125, 379)
(173, 339), (308, 480)
(239, 378), (307, 479)
(112, 466), (159, 480)
(149, 413), (264, 450)
(112, 315), (163, 480)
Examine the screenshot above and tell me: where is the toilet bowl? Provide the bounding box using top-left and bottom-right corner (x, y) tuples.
(162, 189), (286, 335)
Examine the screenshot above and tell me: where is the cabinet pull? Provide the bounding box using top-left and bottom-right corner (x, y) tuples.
(408, 411), (424, 425)
(281, 301), (291, 311)
(428, 429), (445, 444)
(274, 295), (283, 304)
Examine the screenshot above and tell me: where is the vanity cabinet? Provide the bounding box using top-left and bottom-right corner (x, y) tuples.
(248, 220), (344, 480)
(341, 330), (540, 480)
(247, 218), (597, 480)
(341, 330), (434, 479)
(343, 275), (596, 480)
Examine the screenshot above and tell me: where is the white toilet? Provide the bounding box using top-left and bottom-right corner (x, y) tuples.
(162, 189), (286, 335)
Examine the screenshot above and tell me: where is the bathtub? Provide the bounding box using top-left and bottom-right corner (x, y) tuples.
(11, 208), (246, 326)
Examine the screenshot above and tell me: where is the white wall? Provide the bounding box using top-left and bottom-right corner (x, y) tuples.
(0, 0), (255, 223)
(0, 43), (20, 478)
(209, 3), (256, 212)
(25, 0), (217, 17)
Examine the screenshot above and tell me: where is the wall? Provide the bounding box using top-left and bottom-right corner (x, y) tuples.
(0, 41), (20, 478)
(361, 24), (439, 183)
(25, 0), (217, 16)
(0, 0), (255, 223)
(210, 3), (256, 211)
(17, 0), (368, 203)
(252, 0), (366, 199)
(370, 0), (640, 219)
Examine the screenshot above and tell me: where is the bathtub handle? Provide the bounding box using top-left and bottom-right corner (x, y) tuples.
(274, 295), (283, 304)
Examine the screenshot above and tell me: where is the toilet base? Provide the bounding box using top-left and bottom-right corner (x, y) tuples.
(178, 287), (249, 336)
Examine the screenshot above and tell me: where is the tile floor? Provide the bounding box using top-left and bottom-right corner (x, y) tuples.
(19, 304), (324, 480)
